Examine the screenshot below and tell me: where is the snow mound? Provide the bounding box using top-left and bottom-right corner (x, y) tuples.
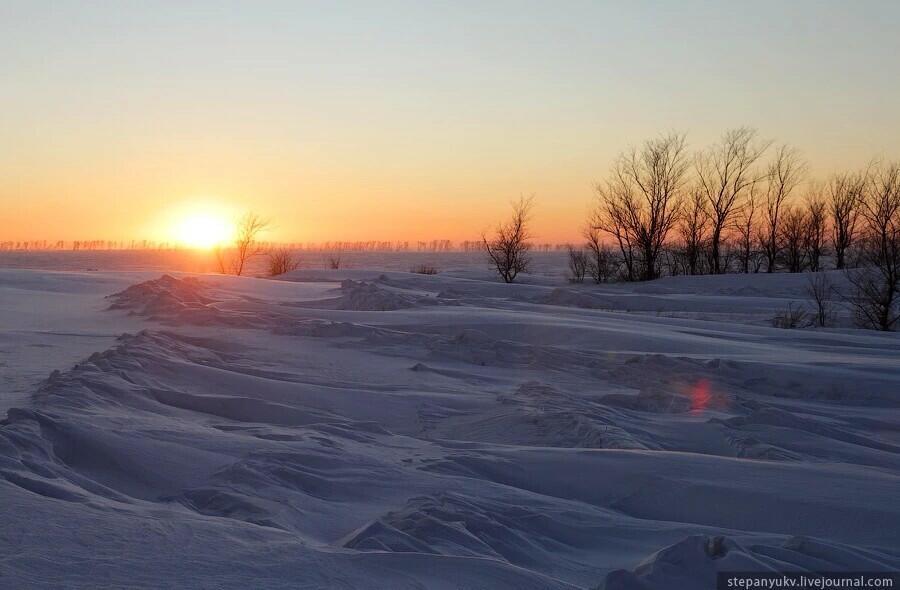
(273, 319), (385, 339)
(295, 280), (433, 311)
(343, 492), (576, 559)
(107, 275), (263, 327)
(541, 288), (605, 309)
(416, 329), (599, 370)
(108, 274), (212, 315)
(432, 381), (653, 450)
(341, 490), (643, 585)
(336, 280), (422, 310)
(604, 534), (900, 590)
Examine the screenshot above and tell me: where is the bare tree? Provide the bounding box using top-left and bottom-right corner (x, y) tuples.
(662, 244), (682, 277)
(584, 224), (615, 283)
(483, 195), (534, 283)
(591, 193), (635, 281)
(807, 273), (836, 327)
(780, 205), (808, 273)
(267, 247), (300, 276)
(595, 133), (689, 281)
(695, 127), (770, 274)
(567, 246), (588, 283)
(829, 170), (866, 269)
(212, 212), (268, 276)
(213, 245), (229, 274)
(846, 163), (900, 330)
(804, 188), (828, 272)
(718, 238), (740, 273)
(232, 213), (269, 276)
(763, 145), (806, 272)
(734, 182), (762, 273)
(678, 186), (710, 275)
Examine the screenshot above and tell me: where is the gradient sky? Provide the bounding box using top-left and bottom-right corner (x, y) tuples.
(2, 0), (899, 244)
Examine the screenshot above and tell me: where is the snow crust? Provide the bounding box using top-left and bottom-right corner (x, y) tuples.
(0, 264), (898, 588)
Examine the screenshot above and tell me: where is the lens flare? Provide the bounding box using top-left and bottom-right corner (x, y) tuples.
(689, 378), (712, 413)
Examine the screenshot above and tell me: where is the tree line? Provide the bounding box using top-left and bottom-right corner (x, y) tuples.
(483, 128), (899, 330)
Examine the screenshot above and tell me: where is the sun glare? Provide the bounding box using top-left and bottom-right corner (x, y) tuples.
(174, 212), (233, 249)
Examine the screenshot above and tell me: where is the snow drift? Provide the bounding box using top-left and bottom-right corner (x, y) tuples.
(1, 267), (898, 589)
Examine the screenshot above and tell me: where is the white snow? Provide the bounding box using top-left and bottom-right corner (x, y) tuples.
(0, 256), (898, 589)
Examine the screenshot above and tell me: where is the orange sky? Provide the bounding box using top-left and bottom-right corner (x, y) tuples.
(2, 2), (898, 246)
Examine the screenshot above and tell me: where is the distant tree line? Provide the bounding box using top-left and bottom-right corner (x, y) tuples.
(0, 240), (180, 251)
(483, 128), (898, 330)
(0, 238), (575, 253)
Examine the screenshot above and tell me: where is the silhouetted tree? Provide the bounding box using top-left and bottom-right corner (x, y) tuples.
(763, 145), (806, 272)
(567, 246), (588, 283)
(804, 190), (828, 272)
(734, 182), (762, 273)
(595, 133), (689, 281)
(591, 190), (636, 281)
(233, 213), (269, 276)
(213, 246), (229, 274)
(846, 163), (900, 330)
(678, 186), (710, 275)
(829, 170), (866, 269)
(780, 205), (808, 273)
(584, 224), (615, 283)
(695, 127), (769, 274)
(484, 195), (534, 283)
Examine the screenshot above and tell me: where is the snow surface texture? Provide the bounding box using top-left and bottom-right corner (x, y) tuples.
(0, 263), (898, 589)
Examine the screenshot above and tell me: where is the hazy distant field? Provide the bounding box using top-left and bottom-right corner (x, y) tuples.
(0, 249), (570, 277)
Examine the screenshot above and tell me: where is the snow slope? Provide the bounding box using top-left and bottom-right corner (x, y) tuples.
(0, 266), (898, 589)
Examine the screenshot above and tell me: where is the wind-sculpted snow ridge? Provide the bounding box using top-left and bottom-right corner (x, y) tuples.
(291, 279), (445, 311)
(0, 331), (582, 588)
(106, 274), (257, 327)
(108, 274), (212, 314)
(348, 506), (900, 590)
(2, 267), (899, 588)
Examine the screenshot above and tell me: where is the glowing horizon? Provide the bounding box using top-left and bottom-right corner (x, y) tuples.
(2, 2), (898, 245)
(170, 208), (235, 250)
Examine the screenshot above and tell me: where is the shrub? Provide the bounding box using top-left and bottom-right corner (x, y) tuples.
(267, 248), (300, 276)
(567, 247), (588, 283)
(772, 302), (809, 329)
(411, 264), (438, 275)
(806, 273), (835, 327)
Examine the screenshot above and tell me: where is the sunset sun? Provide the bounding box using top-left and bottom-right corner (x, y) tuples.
(174, 212), (233, 249)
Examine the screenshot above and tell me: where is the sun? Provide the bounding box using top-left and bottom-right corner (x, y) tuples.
(174, 212), (233, 249)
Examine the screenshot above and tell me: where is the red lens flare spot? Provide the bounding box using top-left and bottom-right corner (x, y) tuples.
(690, 378), (712, 413)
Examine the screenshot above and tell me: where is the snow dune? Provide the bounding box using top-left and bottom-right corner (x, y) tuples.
(0, 266), (898, 589)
